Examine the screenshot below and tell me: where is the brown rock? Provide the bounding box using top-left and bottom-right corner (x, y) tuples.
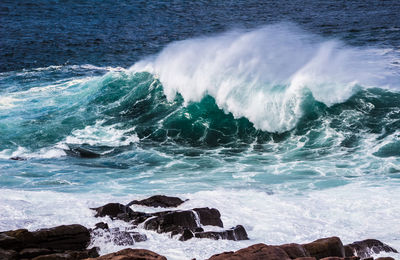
(144, 210), (198, 233)
(86, 248), (167, 260)
(279, 243), (310, 258)
(294, 258), (316, 260)
(0, 248), (17, 260)
(345, 239), (398, 258)
(1, 225), (90, 251)
(208, 243), (291, 260)
(127, 195), (185, 208)
(303, 237), (345, 259)
(19, 248), (53, 258)
(375, 257), (396, 260)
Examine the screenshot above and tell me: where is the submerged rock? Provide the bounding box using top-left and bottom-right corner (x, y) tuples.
(86, 248), (167, 260)
(64, 146), (101, 158)
(345, 239), (398, 258)
(127, 195), (186, 208)
(303, 237), (345, 259)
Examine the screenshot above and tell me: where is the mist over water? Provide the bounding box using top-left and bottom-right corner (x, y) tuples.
(1, 2), (400, 259)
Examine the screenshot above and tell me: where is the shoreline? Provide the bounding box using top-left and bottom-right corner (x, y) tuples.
(1, 195), (398, 260)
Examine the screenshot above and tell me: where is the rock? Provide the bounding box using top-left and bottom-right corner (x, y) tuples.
(127, 195), (186, 208)
(19, 248), (53, 258)
(320, 257), (360, 260)
(208, 243), (291, 260)
(10, 156), (26, 161)
(31, 248), (98, 260)
(279, 243), (310, 258)
(344, 245), (354, 257)
(0, 248), (17, 260)
(194, 225), (248, 241)
(193, 208), (223, 227)
(144, 210), (199, 233)
(86, 248), (167, 260)
(294, 258), (317, 260)
(94, 222), (109, 230)
(112, 231), (134, 246)
(179, 229), (194, 241)
(64, 146), (101, 158)
(376, 257), (396, 260)
(345, 239), (398, 258)
(91, 203), (134, 219)
(1, 224), (90, 251)
(303, 237), (345, 259)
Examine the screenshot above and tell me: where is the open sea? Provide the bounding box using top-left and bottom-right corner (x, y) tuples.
(1, 1), (400, 259)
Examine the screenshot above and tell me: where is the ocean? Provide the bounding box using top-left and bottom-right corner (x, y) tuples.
(0, 1), (399, 259)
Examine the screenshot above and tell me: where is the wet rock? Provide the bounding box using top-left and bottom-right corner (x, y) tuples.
(1, 224), (90, 251)
(319, 257), (360, 260)
(112, 231), (134, 246)
(208, 243), (291, 260)
(0, 248), (17, 260)
(294, 258), (317, 260)
(344, 245), (354, 257)
(31, 248), (99, 260)
(375, 257), (396, 260)
(194, 225), (248, 241)
(91, 203), (134, 219)
(303, 237), (345, 259)
(19, 248), (52, 258)
(94, 222), (109, 230)
(144, 210), (199, 233)
(86, 248), (167, 260)
(193, 207), (223, 227)
(345, 239), (398, 258)
(179, 229), (194, 241)
(279, 243), (310, 258)
(127, 195), (186, 208)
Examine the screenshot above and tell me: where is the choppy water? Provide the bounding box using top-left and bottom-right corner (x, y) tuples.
(1, 1), (400, 259)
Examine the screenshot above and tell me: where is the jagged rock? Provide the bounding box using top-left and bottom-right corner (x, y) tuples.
(0, 224), (90, 251)
(0, 248), (17, 260)
(194, 225), (248, 241)
(193, 207), (223, 227)
(144, 210), (198, 233)
(303, 237), (345, 259)
(279, 243), (310, 258)
(91, 203), (134, 219)
(179, 229), (194, 241)
(94, 222), (109, 230)
(208, 243), (291, 260)
(345, 239), (398, 258)
(86, 248), (167, 260)
(127, 195), (186, 208)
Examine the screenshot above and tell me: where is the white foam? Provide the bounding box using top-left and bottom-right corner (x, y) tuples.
(130, 23), (399, 133)
(1, 184), (398, 260)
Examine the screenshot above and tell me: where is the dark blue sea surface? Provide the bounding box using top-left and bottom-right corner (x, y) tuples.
(0, 1), (400, 259)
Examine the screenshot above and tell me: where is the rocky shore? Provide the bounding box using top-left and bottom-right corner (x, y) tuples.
(1, 195), (398, 260)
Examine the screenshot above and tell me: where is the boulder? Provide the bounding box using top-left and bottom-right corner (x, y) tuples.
(31, 248), (99, 260)
(303, 237), (345, 259)
(294, 258), (316, 260)
(194, 225), (248, 241)
(86, 248), (167, 260)
(127, 195), (185, 208)
(19, 248), (53, 258)
(279, 243), (310, 258)
(345, 239), (398, 258)
(94, 222), (109, 230)
(144, 210), (198, 233)
(179, 229), (194, 241)
(375, 257), (396, 260)
(193, 207), (223, 227)
(0, 224), (90, 251)
(0, 248), (17, 260)
(208, 243), (291, 260)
